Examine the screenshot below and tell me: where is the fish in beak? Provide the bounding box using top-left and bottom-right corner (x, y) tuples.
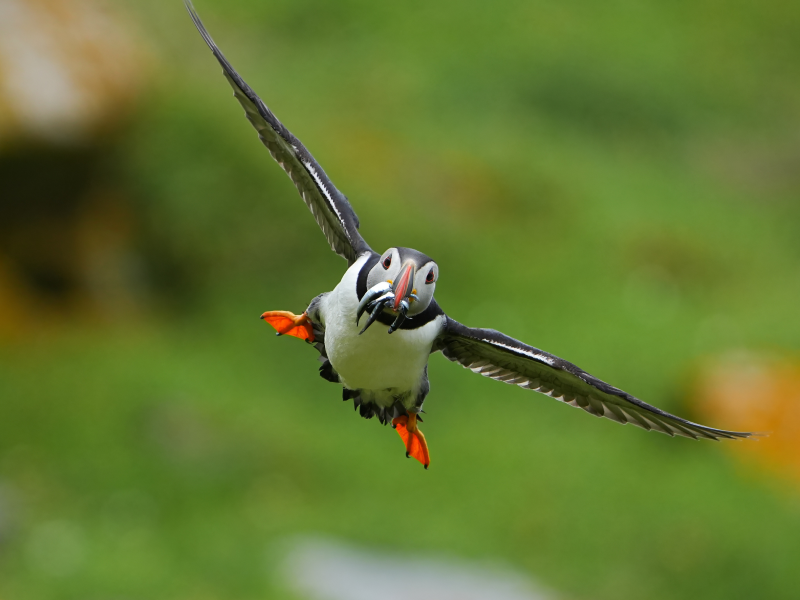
(355, 262), (417, 335)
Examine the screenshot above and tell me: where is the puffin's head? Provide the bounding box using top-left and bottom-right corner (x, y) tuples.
(357, 247), (439, 333)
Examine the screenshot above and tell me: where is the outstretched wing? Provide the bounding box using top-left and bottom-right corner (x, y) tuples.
(185, 0), (371, 264)
(435, 317), (753, 440)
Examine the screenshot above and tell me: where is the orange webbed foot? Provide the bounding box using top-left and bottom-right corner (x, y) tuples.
(261, 311), (315, 342)
(392, 413), (430, 469)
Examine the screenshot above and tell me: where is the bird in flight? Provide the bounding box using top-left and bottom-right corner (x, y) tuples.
(185, 1), (754, 469)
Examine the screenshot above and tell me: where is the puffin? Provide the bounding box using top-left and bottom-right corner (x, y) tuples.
(185, 1), (754, 469)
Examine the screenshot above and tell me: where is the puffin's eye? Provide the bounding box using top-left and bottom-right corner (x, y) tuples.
(383, 256), (392, 269)
(425, 269), (435, 284)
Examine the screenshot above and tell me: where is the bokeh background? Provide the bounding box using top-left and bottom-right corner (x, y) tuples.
(1, 0), (800, 598)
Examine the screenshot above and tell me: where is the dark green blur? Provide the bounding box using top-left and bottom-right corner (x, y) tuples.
(2, 0), (800, 598)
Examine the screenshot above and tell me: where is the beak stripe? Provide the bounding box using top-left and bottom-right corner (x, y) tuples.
(392, 264), (415, 310)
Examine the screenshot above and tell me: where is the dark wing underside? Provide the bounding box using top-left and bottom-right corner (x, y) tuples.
(185, 0), (371, 264)
(435, 317), (754, 441)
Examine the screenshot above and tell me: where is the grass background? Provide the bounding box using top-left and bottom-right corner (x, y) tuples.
(1, 0), (800, 598)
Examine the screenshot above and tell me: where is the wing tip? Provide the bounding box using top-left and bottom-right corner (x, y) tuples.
(677, 419), (764, 442)
(723, 430), (768, 441)
(184, 0), (202, 32)
(675, 427), (760, 442)
(184, 0), (217, 52)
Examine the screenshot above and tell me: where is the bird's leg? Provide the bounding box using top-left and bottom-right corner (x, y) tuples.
(260, 310), (315, 342)
(392, 412), (430, 469)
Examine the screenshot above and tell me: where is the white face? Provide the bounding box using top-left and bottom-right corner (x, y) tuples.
(366, 248), (439, 316)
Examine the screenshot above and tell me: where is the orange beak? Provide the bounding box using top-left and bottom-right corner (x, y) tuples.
(391, 263), (415, 310)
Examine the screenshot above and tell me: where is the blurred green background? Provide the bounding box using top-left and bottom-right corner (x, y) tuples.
(1, 0), (800, 598)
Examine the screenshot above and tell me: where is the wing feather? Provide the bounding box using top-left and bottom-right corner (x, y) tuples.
(435, 317), (754, 441)
(185, 0), (371, 264)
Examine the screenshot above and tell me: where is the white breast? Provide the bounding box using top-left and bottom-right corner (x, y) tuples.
(320, 255), (445, 397)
